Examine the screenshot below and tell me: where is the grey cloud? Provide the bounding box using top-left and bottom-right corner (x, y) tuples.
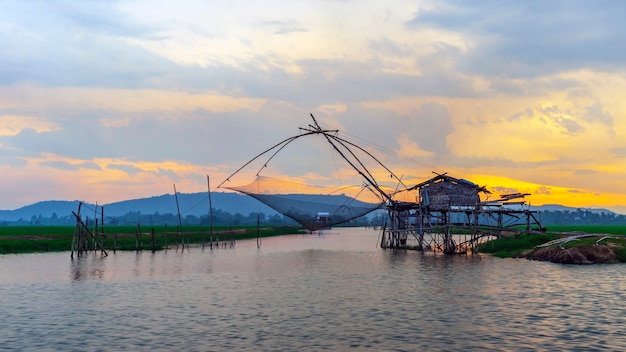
(367, 37), (415, 58)
(509, 102), (615, 136)
(0, 104), (311, 167)
(258, 19), (307, 35)
(107, 163), (143, 175)
(40, 160), (102, 171)
(535, 186), (551, 195)
(583, 103), (614, 134)
(609, 147), (626, 158)
(0, 156), (27, 167)
(409, 102), (454, 155)
(329, 102), (455, 156)
(573, 169), (596, 176)
(490, 186), (519, 195)
(0, 3), (483, 101)
(535, 105), (584, 135)
(155, 168), (179, 180)
(438, 154), (520, 170)
(553, 116), (584, 135)
(409, 0), (626, 78)
(0, 0), (174, 87)
(492, 76), (583, 98)
(507, 108), (533, 122)
(1, 1), (157, 38)
(488, 80), (527, 95)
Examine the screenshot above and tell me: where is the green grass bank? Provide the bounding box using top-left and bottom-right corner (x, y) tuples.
(0, 225), (306, 254)
(478, 225), (626, 264)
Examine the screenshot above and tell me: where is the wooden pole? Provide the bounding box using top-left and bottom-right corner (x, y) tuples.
(164, 224), (168, 251)
(101, 206), (106, 255)
(257, 213), (261, 248)
(94, 202), (98, 250)
(173, 184), (183, 251)
(71, 202), (83, 258)
(94, 218), (98, 253)
(85, 216), (90, 254)
(71, 211), (108, 256)
(201, 219), (205, 250)
(207, 175), (214, 249)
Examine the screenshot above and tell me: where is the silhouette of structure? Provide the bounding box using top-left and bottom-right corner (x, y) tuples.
(219, 114), (543, 253)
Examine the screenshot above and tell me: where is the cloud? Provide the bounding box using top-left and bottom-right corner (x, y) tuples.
(507, 108), (533, 122)
(583, 102), (615, 136)
(553, 116), (584, 135)
(535, 186), (552, 195)
(1, 0), (626, 212)
(573, 169), (596, 176)
(409, 0), (626, 78)
(155, 167), (179, 181)
(0, 1), (166, 87)
(258, 19), (307, 35)
(107, 163), (143, 175)
(609, 148), (626, 158)
(40, 160), (102, 171)
(535, 105), (584, 135)
(490, 186), (519, 195)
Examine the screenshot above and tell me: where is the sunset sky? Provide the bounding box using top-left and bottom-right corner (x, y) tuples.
(2, 0), (626, 213)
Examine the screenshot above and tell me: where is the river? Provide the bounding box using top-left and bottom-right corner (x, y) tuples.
(1, 227), (625, 351)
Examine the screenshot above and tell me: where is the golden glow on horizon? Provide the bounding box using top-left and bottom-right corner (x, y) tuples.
(467, 173), (626, 209)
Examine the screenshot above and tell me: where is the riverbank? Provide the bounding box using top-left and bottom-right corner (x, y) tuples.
(516, 234), (626, 264)
(479, 228), (626, 264)
(0, 225), (306, 254)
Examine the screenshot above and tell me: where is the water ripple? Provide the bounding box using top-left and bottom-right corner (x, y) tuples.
(1, 228), (626, 351)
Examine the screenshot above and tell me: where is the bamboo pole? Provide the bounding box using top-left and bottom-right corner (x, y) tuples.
(135, 222), (140, 251)
(164, 224), (168, 251)
(173, 184), (183, 251)
(207, 175), (213, 249)
(71, 202), (83, 258)
(71, 211), (108, 256)
(200, 219), (205, 250)
(101, 206), (106, 255)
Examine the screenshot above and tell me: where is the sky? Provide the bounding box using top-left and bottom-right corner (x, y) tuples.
(2, 0), (626, 213)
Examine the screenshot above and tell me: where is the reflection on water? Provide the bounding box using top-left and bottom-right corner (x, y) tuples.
(1, 228), (626, 351)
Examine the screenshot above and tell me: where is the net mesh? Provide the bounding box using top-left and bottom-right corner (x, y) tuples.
(224, 176), (385, 231)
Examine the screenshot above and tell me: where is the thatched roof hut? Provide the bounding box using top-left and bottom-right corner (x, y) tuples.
(407, 174), (489, 210)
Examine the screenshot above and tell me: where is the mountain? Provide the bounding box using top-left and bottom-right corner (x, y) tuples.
(531, 204), (615, 215)
(0, 192), (279, 222)
(0, 194), (622, 225)
(0, 200), (84, 222)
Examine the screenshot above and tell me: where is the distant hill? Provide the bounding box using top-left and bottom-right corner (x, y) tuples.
(0, 194), (623, 225)
(531, 204), (615, 215)
(0, 192), (279, 222)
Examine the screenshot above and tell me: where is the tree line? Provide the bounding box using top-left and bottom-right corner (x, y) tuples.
(2, 208), (625, 227)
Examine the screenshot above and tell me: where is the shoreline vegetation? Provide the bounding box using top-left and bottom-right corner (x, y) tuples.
(3, 224), (626, 264)
(478, 225), (626, 264)
(0, 225), (307, 255)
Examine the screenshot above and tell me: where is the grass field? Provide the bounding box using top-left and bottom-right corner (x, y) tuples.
(4, 224), (626, 257)
(0, 225), (306, 254)
(477, 224), (626, 259)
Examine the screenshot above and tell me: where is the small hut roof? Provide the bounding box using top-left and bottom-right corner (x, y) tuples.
(406, 173), (490, 194)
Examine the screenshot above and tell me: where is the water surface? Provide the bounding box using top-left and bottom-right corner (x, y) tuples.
(1, 228), (625, 351)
